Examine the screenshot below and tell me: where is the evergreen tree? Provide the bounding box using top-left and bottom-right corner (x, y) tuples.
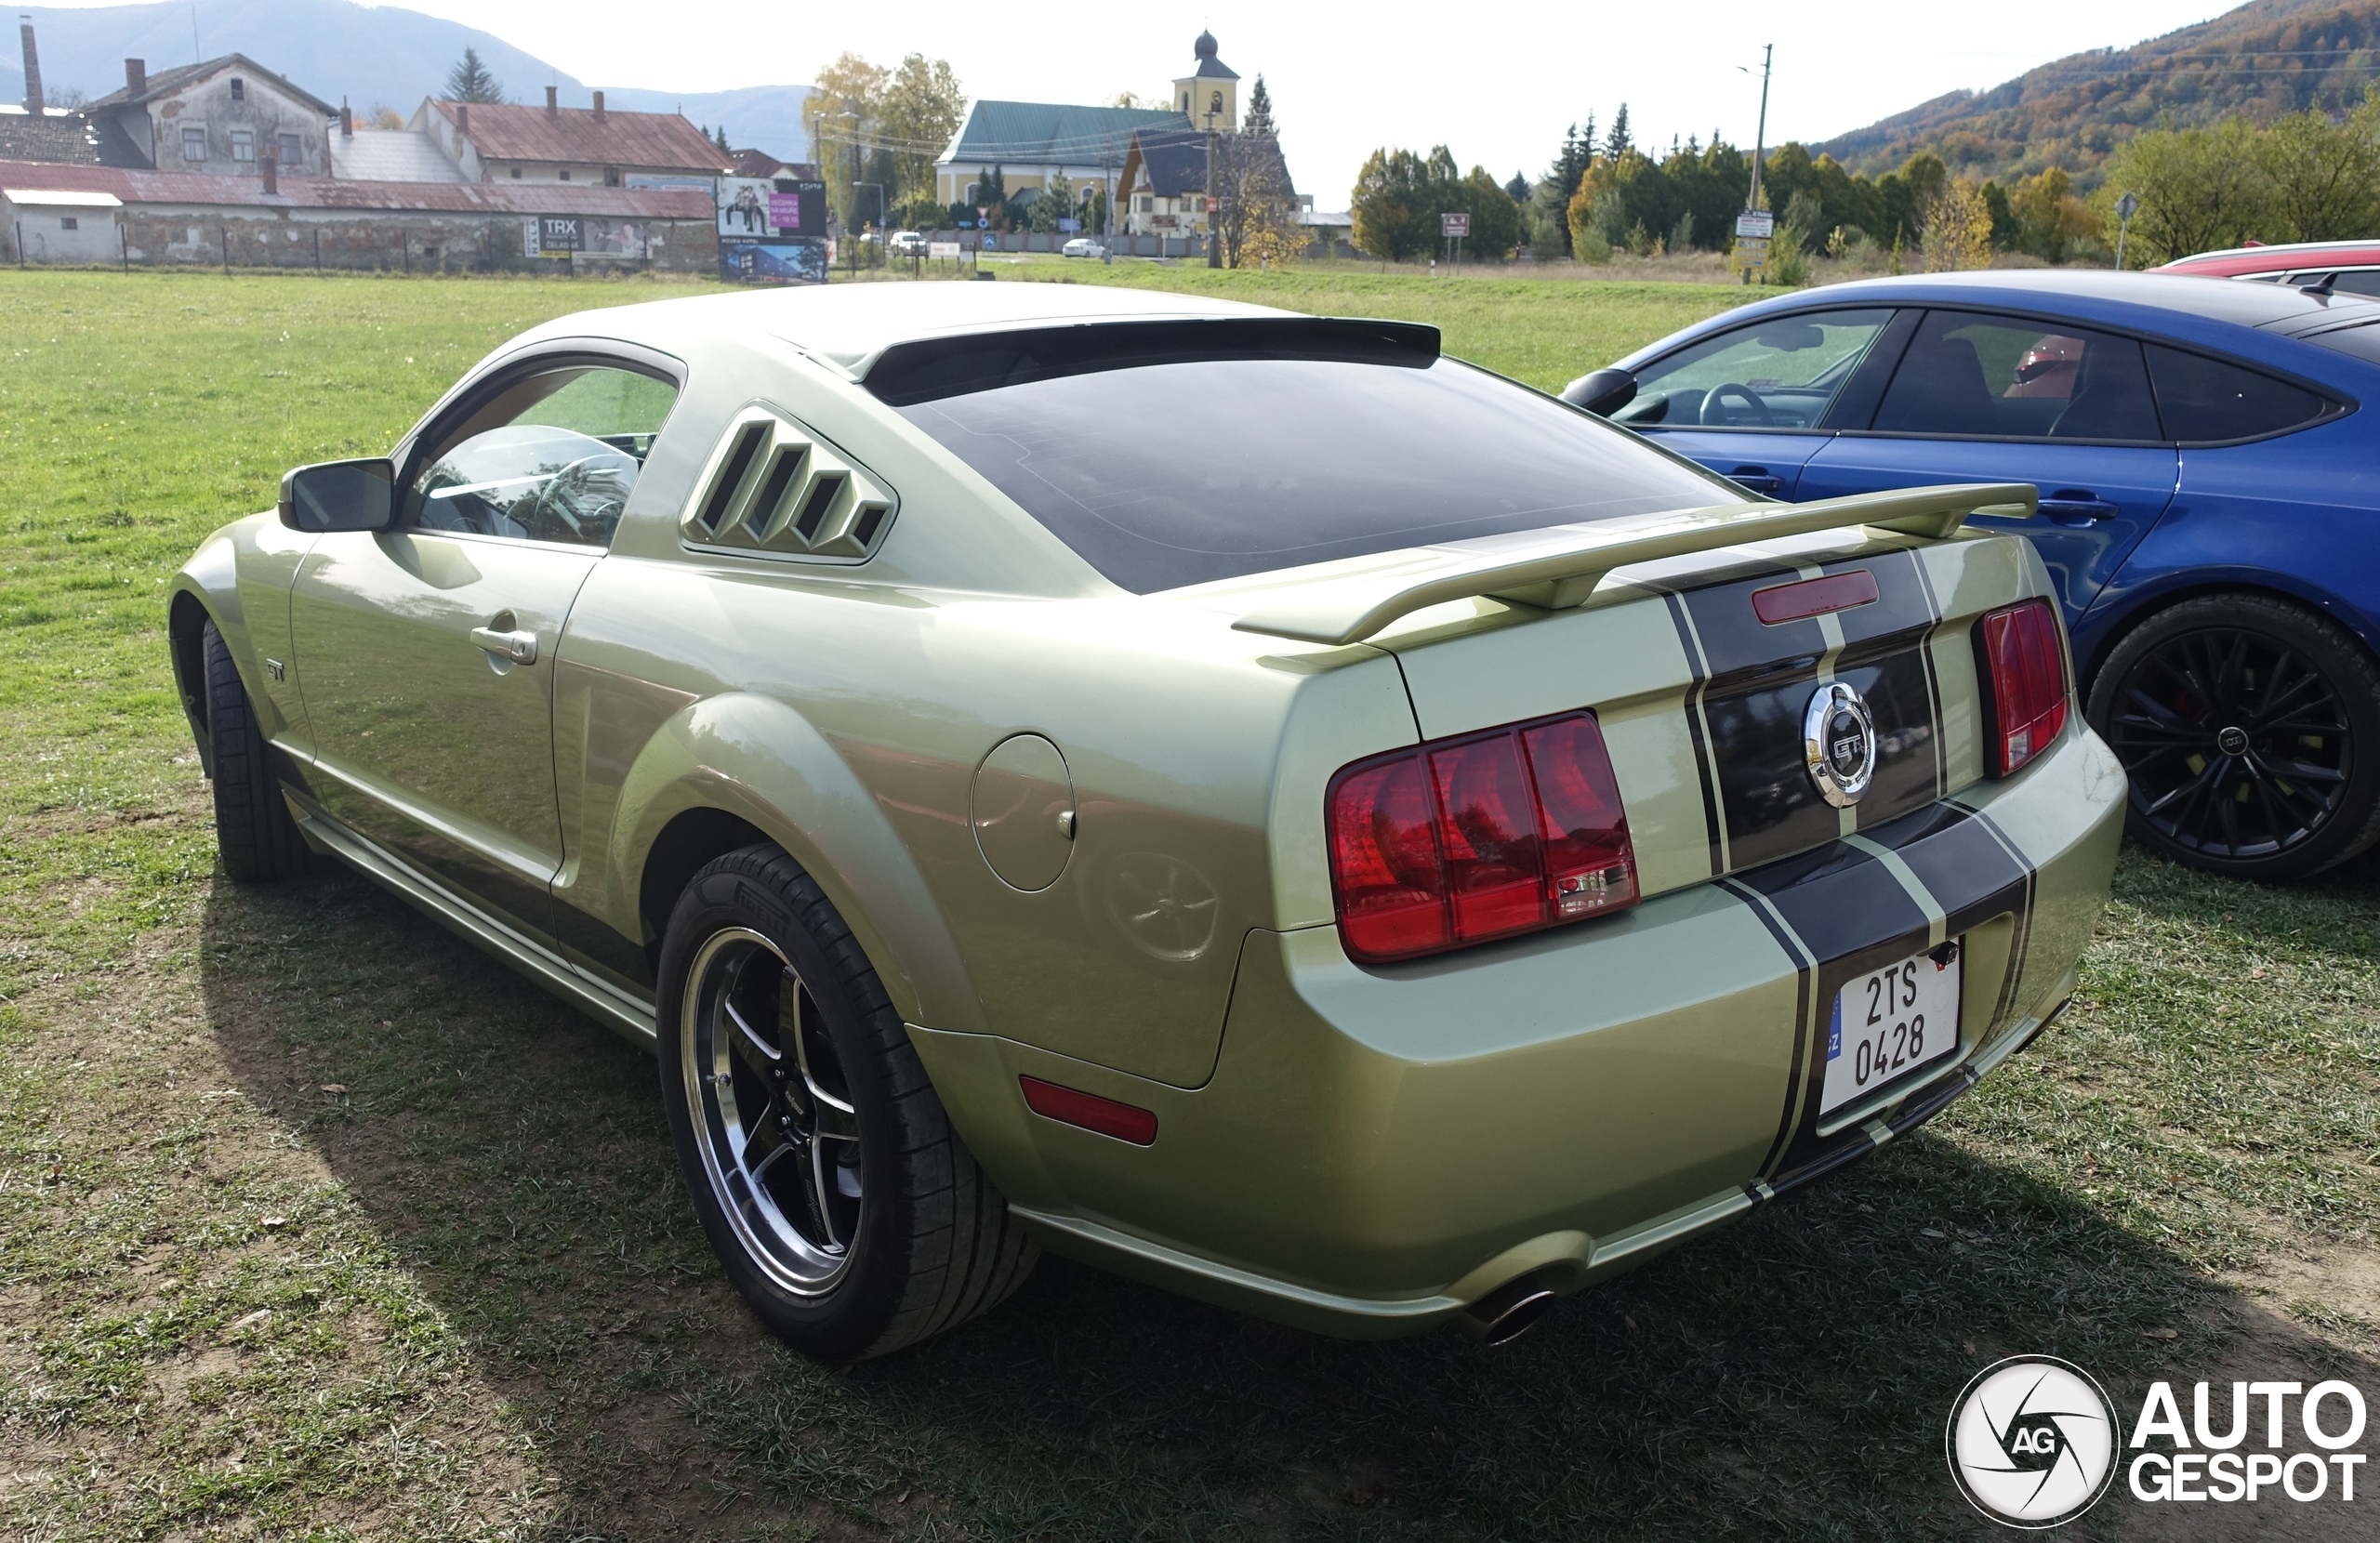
(714, 125), (731, 152)
(1243, 74), (1276, 137)
(444, 47), (506, 105)
(1539, 118), (1596, 257)
(1505, 170), (1531, 204)
(1606, 104), (1633, 160)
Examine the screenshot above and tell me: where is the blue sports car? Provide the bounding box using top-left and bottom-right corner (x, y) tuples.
(1568, 271), (2380, 881)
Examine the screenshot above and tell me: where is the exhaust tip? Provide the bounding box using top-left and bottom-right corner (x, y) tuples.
(1457, 1272), (1562, 1346)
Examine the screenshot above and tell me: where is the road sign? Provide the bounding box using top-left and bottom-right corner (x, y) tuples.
(1735, 210), (1774, 240)
(1205, 196), (1218, 213)
(929, 241), (960, 259)
(2116, 191), (2139, 221)
(1441, 212), (1471, 238)
(977, 205), (991, 224)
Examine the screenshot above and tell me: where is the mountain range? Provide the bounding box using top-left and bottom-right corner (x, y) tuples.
(1818, 0), (2380, 183)
(1, 0), (813, 156)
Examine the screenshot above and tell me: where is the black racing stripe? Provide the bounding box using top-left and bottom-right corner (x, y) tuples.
(1660, 589), (1726, 877)
(1877, 802), (2028, 905)
(1950, 799), (2041, 1027)
(1734, 838), (1931, 967)
(1719, 877), (1817, 1180)
(1884, 547), (1950, 806)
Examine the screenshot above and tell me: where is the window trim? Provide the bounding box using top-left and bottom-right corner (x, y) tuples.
(179, 125), (207, 162)
(1830, 305), (2354, 449)
(390, 339), (689, 547)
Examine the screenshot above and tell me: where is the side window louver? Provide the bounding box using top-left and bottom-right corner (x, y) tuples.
(681, 407), (896, 561)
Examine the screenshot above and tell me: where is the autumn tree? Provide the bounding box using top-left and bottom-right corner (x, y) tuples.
(880, 55), (968, 216)
(2095, 117), (2272, 264)
(444, 48), (505, 105)
(1920, 178), (1995, 270)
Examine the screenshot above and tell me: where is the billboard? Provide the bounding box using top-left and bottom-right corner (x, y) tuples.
(721, 241), (829, 285)
(719, 178), (825, 239)
(521, 217), (652, 260)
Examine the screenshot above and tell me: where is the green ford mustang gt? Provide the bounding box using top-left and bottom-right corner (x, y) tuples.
(167, 284), (2124, 1358)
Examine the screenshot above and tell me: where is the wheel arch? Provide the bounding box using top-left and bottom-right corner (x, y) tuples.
(602, 690), (984, 1036)
(2076, 574), (2380, 695)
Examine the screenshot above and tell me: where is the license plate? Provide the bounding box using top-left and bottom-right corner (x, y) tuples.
(1821, 942), (1963, 1115)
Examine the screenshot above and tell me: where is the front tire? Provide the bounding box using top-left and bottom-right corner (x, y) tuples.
(200, 618), (309, 882)
(2086, 594), (2380, 880)
(656, 843), (1037, 1361)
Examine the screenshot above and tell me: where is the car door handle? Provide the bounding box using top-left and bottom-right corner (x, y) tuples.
(1728, 466), (1786, 496)
(2038, 491), (2120, 524)
(469, 626), (538, 665)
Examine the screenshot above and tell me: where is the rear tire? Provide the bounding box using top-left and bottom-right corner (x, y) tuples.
(655, 842), (1037, 1361)
(2085, 594), (2380, 881)
(200, 618), (310, 882)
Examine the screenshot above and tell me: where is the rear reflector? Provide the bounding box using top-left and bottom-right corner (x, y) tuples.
(1752, 569), (1880, 625)
(1977, 598), (2069, 776)
(1328, 712), (1636, 964)
(1018, 1075), (1158, 1145)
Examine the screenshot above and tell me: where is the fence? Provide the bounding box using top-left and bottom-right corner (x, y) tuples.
(1, 208), (718, 275)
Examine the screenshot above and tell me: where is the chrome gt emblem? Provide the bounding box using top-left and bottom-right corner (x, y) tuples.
(1804, 680), (1878, 808)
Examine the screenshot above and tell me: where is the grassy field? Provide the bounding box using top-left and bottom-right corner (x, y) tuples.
(1, 267), (2375, 1541)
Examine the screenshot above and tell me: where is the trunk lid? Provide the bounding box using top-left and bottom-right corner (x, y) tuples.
(1368, 526), (2036, 896)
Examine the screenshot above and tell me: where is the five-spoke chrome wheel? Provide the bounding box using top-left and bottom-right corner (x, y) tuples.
(682, 927), (864, 1294)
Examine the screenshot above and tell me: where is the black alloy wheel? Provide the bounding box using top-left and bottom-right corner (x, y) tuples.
(656, 842), (1038, 1360)
(2087, 594), (2380, 881)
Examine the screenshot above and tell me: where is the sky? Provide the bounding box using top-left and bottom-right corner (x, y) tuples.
(44, 0), (2234, 201)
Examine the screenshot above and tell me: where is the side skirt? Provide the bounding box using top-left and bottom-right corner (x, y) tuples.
(284, 787), (659, 1051)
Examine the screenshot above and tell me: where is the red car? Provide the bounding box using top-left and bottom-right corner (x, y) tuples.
(2155, 240), (2380, 297)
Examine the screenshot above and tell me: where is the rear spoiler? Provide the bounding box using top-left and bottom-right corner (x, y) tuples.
(1230, 482), (2037, 646)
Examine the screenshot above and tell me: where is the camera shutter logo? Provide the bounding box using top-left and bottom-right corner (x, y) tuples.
(1947, 1356), (2122, 1527)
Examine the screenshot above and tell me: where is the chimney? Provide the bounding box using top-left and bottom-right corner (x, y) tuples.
(260, 153), (277, 194)
(125, 57), (145, 98)
(545, 85), (557, 114)
(592, 90), (604, 124)
(456, 101), (469, 135)
(340, 100), (352, 137)
(20, 17), (42, 113)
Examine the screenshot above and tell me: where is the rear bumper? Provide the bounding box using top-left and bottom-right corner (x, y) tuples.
(918, 724), (2125, 1338)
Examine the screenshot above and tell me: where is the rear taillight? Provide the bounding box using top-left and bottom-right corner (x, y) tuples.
(1977, 598), (2069, 776)
(1327, 713), (1636, 963)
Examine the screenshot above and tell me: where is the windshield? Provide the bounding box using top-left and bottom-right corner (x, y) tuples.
(892, 354), (1733, 593)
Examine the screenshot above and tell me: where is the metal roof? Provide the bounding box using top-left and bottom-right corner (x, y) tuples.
(427, 99), (728, 174)
(329, 129), (468, 184)
(0, 158), (712, 218)
(941, 100), (1187, 168)
(86, 54), (334, 117)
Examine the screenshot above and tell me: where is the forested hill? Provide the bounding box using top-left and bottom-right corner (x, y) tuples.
(1818, 0), (2380, 184)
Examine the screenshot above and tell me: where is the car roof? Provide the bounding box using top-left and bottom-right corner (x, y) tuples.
(515, 281), (1293, 376)
(1615, 269), (2380, 370)
(2157, 241), (2380, 276)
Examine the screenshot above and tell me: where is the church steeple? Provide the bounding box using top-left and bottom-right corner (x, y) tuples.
(1171, 30), (1239, 130)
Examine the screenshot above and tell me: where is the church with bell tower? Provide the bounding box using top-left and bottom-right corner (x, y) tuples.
(930, 31), (1294, 251)
(1173, 31), (1238, 133)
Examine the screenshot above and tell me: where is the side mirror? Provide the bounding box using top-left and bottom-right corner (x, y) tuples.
(1561, 367), (1637, 416)
(280, 458), (395, 533)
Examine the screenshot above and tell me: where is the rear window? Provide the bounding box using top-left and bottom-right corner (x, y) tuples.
(2145, 346), (2331, 442)
(879, 324), (1731, 593)
(2304, 320), (2380, 364)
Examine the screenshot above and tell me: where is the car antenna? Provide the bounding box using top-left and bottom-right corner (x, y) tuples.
(2298, 270), (2340, 297)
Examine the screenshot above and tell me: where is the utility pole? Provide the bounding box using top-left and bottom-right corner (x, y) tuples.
(1746, 44), (1773, 214)
(1204, 106), (1221, 269)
